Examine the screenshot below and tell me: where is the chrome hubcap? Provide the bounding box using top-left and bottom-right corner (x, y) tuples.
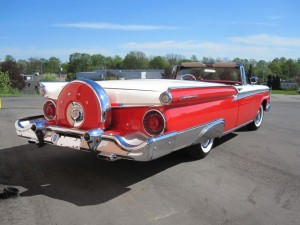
(255, 107), (263, 125)
(67, 102), (84, 127)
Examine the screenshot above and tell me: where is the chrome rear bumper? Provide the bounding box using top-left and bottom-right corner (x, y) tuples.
(15, 115), (224, 161)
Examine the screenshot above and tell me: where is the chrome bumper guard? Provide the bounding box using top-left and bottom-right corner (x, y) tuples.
(15, 115), (225, 161)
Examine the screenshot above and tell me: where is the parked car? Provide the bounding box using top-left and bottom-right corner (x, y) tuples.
(15, 62), (270, 161)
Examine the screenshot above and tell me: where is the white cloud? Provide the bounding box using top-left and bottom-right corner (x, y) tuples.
(121, 34), (300, 60)
(54, 22), (178, 31)
(122, 40), (262, 58)
(2, 34), (299, 62)
(230, 34), (300, 46)
(123, 40), (227, 52)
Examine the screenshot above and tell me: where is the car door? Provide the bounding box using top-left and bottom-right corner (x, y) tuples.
(235, 85), (258, 127)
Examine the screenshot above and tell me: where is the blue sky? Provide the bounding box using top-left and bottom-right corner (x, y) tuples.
(1, 0), (299, 62)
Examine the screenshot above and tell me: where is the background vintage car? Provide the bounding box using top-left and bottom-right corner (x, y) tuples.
(15, 62), (270, 161)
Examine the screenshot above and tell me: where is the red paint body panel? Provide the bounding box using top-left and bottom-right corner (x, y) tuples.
(237, 91), (270, 126)
(109, 107), (162, 136)
(169, 86), (238, 106)
(237, 95), (257, 125)
(165, 97), (238, 133)
(108, 87), (239, 136)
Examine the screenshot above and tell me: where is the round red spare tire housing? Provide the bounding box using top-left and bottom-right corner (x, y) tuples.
(56, 79), (111, 130)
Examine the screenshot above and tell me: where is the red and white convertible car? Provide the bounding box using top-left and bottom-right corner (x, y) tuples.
(15, 62), (270, 161)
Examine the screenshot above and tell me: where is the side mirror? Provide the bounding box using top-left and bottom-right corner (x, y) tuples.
(250, 77), (258, 84)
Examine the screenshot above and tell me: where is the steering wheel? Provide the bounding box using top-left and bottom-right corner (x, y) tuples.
(180, 74), (196, 81)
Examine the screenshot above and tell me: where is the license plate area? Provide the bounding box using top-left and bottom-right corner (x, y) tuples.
(51, 133), (82, 149)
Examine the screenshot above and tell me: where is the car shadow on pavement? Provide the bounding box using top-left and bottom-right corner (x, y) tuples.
(214, 133), (238, 148)
(0, 133), (238, 206)
(0, 144), (195, 206)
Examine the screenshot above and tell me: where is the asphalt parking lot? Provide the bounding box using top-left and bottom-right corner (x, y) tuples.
(0, 95), (299, 225)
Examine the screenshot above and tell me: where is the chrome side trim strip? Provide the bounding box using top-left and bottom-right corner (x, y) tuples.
(168, 84), (228, 91)
(233, 88), (270, 101)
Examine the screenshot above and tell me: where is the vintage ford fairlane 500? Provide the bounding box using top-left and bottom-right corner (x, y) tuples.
(15, 62), (270, 161)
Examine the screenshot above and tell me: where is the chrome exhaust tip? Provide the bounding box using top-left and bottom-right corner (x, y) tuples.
(97, 153), (119, 161)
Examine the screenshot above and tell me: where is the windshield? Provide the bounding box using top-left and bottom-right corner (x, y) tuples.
(177, 67), (242, 84)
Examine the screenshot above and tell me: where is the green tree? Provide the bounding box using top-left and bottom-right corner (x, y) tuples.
(17, 59), (29, 74)
(268, 58), (281, 75)
(190, 55), (198, 62)
(149, 56), (168, 69)
(202, 56), (215, 62)
(255, 60), (270, 82)
(5, 55), (15, 62)
(42, 73), (58, 81)
(123, 51), (149, 69)
(267, 75), (272, 88)
(90, 54), (107, 71)
(66, 73), (76, 81)
(247, 63), (254, 83)
(272, 75), (281, 90)
(67, 53), (92, 74)
(232, 57), (242, 64)
(108, 55), (123, 69)
(284, 58), (298, 79)
(27, 58), (44, 74)
(0, 70), (11, 94)
(275, 75), (281, 89)
(1, 60), (25, 90)
(44, 57), (61, 74)
(165, 53), (185, 65)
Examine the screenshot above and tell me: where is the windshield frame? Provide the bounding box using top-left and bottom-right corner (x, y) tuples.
(176, 66), (244, 85)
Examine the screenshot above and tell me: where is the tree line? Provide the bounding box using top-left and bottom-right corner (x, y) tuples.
(1, 51), (300, 93)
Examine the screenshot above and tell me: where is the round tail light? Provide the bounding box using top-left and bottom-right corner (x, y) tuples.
(143, 110), (166, 136)
(43, 100), (56, 120)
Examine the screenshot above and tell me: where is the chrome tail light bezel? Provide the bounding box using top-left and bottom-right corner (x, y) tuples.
(142, 109), (166, 136)
(43, 99), (57, 121)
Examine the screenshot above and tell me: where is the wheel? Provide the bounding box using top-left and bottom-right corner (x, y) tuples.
(187, 138), (214, 159)
(248, 105), (264, 130)
(180, 74), (196, 81)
